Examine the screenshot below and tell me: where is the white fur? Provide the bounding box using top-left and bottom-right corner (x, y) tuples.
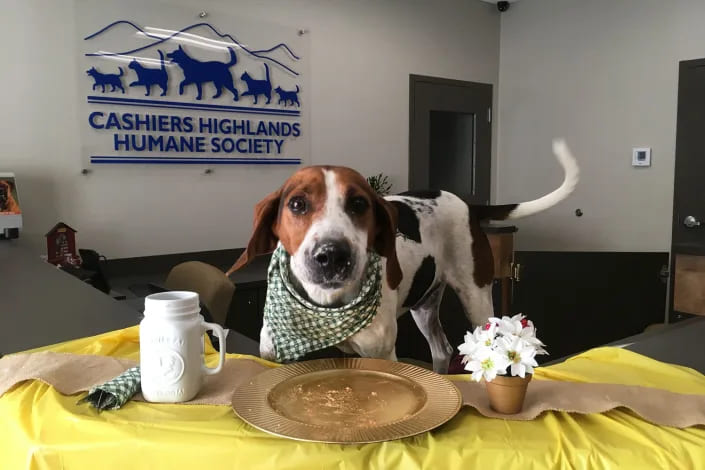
(506, 138), (579, 219)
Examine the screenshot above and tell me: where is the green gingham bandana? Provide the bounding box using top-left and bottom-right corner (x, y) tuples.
(77, 366), (141, 411)
(264, 245), (383, 362)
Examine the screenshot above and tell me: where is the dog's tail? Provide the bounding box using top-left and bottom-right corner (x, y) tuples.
(227, 47), (237, 67)
(264, 63), (270, 83)
(295, 85), (299, 93)
(158, 50), (165, 71)
(118, 67), (124, 76)
(474, 139), (579, 221)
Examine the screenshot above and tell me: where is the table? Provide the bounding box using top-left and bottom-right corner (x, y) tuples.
(1, 326), (704, 469)
(543, 316), (705, 375)
(0, 237), (259, 356)
(618, 316), (705, 373)
(0, 238), (140, 353)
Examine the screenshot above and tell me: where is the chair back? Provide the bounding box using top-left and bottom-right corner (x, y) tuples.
(164, 261), (235, 326)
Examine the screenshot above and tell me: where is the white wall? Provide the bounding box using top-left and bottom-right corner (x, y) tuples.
(496, 0), (705, 252)
(1, 0), (499, 258)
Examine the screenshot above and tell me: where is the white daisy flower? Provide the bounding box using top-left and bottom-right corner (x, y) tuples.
(496, 336), (539, 378)
(464, 346), (510, 382)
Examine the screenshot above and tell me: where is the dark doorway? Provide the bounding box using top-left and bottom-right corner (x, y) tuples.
(670, 58), (705, 321)
(409, 75), (492, 203)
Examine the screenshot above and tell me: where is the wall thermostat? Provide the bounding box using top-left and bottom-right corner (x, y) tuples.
(632, 147), (651, 167)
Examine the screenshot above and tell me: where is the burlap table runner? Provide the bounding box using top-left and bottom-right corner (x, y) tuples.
(1, 352), (704, 428)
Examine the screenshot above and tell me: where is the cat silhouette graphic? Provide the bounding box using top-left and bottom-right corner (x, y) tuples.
(128, 50), (168, 96)
(274, 85), (300, 107)
(86, 66), (125, 93)
(241, 63), (272, 105)
(166, 45), (239, 101)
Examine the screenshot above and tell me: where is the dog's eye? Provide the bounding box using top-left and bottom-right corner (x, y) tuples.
(347, 196), (369, 215)
(288, 196), (308, 215)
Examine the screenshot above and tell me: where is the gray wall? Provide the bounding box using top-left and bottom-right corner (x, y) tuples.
(0, 0), (499, 258)
(496, 0), (705, 251)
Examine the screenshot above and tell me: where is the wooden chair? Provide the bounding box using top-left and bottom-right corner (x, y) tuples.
(164, 261), (235, 326)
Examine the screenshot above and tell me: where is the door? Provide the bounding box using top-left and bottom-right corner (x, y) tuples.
(671, 58), (705, 321)
(397, 76), (493, 363)
(409, 75), (492, 203)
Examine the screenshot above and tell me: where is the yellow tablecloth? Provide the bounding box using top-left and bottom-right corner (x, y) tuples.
(1, 326), (704, 470)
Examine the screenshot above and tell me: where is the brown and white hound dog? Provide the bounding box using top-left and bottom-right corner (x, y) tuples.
(228, 140), (578, 373)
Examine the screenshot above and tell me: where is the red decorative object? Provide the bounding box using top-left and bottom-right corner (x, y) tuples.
(46, 222), (80, 266)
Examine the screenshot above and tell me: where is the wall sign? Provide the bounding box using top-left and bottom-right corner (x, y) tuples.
(76, 1), (308, 166)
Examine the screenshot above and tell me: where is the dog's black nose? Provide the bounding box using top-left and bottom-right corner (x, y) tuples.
(312, 240), (352, 277)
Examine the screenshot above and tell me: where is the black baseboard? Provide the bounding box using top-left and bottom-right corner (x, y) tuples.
(397, 251), (669, 365)
(105, 248), (245, 278)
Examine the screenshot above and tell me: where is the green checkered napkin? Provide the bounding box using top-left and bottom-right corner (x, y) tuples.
(78, 366), (141, 411)
(264, 245), (383, 363)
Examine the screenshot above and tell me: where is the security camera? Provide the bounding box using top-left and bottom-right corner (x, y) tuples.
(480, 0), (518, 12)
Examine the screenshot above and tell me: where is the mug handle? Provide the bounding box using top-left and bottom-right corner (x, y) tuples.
(202, 321), (226, 375)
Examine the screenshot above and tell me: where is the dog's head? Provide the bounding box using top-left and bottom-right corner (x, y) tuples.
(166, 46), (188, 64)
(228, 166), (402, 305)
(86, 67), (98, 76)
(128, 59), (139, 70)
(274, 86), (283, 93)
(240, 72), (252, 81)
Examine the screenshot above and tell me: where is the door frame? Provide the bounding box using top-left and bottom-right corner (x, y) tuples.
(408, 74), (493, 202)
(669, 57), (705, 322)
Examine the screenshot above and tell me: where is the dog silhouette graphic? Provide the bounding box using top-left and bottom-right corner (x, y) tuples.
(166, 45), (239, 101)
(241, 63), (272, 105)
(128, 50), (168, 96)
(274, 85), (300, 107)
(86, 67), (125, 93)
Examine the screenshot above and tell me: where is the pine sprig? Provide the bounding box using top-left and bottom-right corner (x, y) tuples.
(366, 173), (392, 196)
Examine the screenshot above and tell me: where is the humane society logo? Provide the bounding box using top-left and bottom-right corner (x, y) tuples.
(82, 20), (304, 165)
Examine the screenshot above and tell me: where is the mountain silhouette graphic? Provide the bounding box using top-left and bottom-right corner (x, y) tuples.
(84, 20), (300, 76)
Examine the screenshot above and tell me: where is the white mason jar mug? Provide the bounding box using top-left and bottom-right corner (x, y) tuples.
(140, 291), (226, 403)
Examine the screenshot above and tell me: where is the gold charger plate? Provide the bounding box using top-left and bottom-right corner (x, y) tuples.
(232, 358), (462, 444)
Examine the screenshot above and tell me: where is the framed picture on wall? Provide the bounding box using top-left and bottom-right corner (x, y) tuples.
(0, 174), (21, 215)
(0, 172), (23, 239)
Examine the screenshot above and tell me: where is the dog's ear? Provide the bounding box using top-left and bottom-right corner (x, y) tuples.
(373, 196), (403, 289)
(226, 189), (282, 276)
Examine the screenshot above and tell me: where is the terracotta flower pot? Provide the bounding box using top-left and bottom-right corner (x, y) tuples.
(485, 374), (532, 414)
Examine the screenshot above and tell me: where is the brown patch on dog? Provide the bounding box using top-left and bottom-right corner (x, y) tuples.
(276, 167), (328, 256)
(468, 207), (494, 287)
(227, 167), (328, 275)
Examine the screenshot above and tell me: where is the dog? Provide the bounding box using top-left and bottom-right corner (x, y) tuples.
(0, 179), (20, 213)
(240, 63), (272, 105)
(129, 50), (168, 96)
(274, 85), (300, 107)
(166, 45), (239, 101)
(228, 140), (578, 373)
(86, 67), (125, 93)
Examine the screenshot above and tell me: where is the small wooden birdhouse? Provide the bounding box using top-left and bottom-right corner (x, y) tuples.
(46, 222), (79, 266)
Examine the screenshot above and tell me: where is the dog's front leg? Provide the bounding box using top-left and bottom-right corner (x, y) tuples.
(195, 82), (203, 100)
(344, 290), (398, 361)
(259, 322), (276, 362)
